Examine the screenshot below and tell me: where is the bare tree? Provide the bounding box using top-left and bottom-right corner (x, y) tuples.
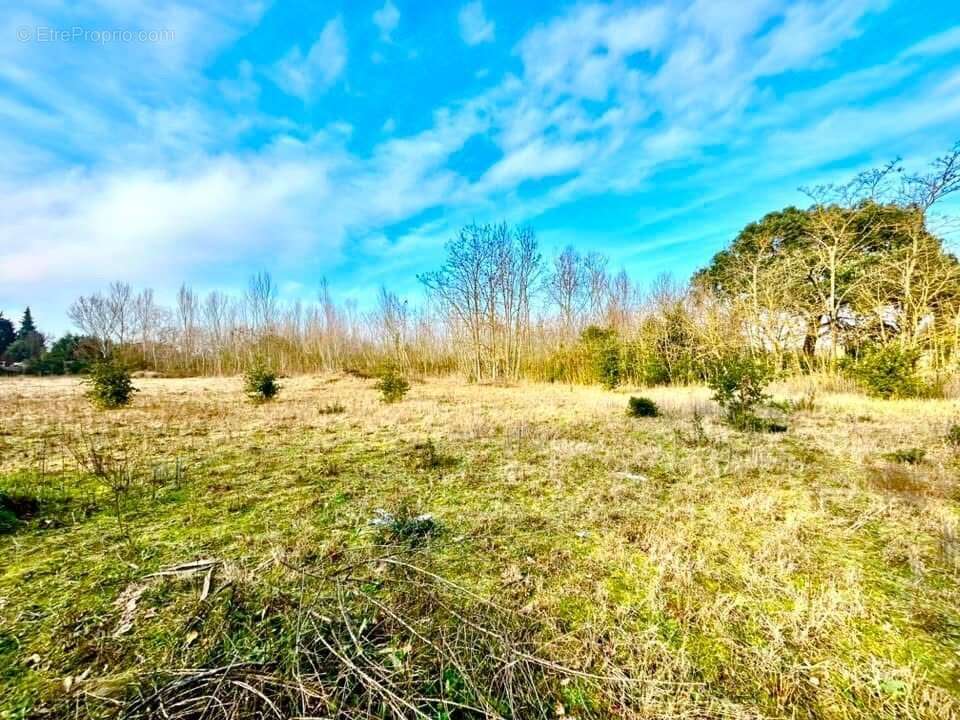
(584, 252), (610, 324)
(68, 292), (116, 358)
(420, 223), (541, 381)
(546, 246), (587, 337)
(246, 271), (278, 333)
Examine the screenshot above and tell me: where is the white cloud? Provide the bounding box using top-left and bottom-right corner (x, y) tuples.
(481, 139), (590, 189)
(373, 0), (400, 42)
(272, 17), (347, 101)
(458, 1), (495, 45)
(902, 26), (960, 59)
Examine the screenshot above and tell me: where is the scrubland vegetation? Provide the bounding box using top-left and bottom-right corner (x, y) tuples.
(2, 149), (960, 719)
(2, 374), (960, 719)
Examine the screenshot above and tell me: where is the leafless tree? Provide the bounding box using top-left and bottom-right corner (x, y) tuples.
(546, 246), (587, 337)
(246, 271), (278, 333)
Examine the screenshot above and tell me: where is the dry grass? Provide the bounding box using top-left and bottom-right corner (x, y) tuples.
(1, 373), (959, 719)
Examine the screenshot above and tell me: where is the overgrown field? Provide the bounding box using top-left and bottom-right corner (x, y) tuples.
(1, 375), (959, 719)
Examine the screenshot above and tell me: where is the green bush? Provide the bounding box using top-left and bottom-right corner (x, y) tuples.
(580, 326), (621, 389)
(0, 491), (41, 534)
(627, 396), (659, 418)
(83, 360), (137, 409)
(946, 424), (960, 450)
(708, 355), (772, 419)
(244, 363), (280, 402)
(843, 345), (923, 399)
(376, 369), (410, 403)
(707, 355), (787, 432)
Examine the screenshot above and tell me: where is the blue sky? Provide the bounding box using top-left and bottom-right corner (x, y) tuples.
(2, 0), (960, 335)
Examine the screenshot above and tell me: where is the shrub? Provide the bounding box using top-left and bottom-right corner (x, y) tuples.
(409, 439), (441, 469)
(843, 345), (923, 399)
(83, 360), (137, 409)
(579, 326), (621, 389)
(0, 506), (17, 534)
(319, 402), (346, 415)
(946, 424), (960, 450)
(708, 355), (772, 420)
(627, 396), (659, 418)
(595, 343), (621, 389)
(883, 447), (926, 465)
(244, 363), (280, 402)
(0, 491), (41, 534)
(406, 439), (455, 470)
(376, 369), (410, 403)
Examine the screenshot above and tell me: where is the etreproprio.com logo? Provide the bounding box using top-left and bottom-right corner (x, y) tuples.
(17, 26), (176, 43)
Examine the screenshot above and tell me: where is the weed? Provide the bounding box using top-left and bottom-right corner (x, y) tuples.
(370, 505), (441, 546)
(725, 410), (787, 433)
(793, 389), (818, 412)
(407, 439), (442, 470)
(883, 447), (926, 465)
(319, 401), (346, 415)
(675, 410), (710, 447)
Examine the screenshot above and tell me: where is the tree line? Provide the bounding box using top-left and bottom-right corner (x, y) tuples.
(7, 142), (960, 388)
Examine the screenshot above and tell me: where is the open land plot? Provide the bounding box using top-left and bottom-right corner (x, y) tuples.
(1, 374), (959, 719)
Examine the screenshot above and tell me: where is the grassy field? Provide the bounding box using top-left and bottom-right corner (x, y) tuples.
(1, 374), (959, 719)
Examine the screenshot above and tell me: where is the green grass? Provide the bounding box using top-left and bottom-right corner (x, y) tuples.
(1, 375), (959, 718)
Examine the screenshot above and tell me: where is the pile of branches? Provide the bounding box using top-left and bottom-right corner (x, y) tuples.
(120, 554), (680, 720)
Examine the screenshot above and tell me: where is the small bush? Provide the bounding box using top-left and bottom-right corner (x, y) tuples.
(627, 396), (659, 418)
(727, 411), (786, 433)
(844, 345), (923, 399)
(580, 326), (621, 389)
(946, 423), (960, 450)
(409, 439), (441, 469)
(83, 360), (137, 409)
(0, 491), (41, 534)
(406, 439), (456, 471)
(319, 402), (345, 415)
(708, 355), (773, 424)
(376, 369), (410, 403)
(0, 507), (16, 534)
(883, 447), (926, 465)
(244, 363), (280, 402)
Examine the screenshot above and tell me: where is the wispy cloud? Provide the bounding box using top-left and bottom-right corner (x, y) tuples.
(458, 1), (495, 45)
(272, 17), (347, 101)
(373, 0), (400, 42)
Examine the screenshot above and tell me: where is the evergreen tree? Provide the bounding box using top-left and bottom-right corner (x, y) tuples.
(0, 313), (14, 357)
(17, 307), (36, 339)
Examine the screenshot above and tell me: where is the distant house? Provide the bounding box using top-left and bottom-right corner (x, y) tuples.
(0, 361), (29, 373)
